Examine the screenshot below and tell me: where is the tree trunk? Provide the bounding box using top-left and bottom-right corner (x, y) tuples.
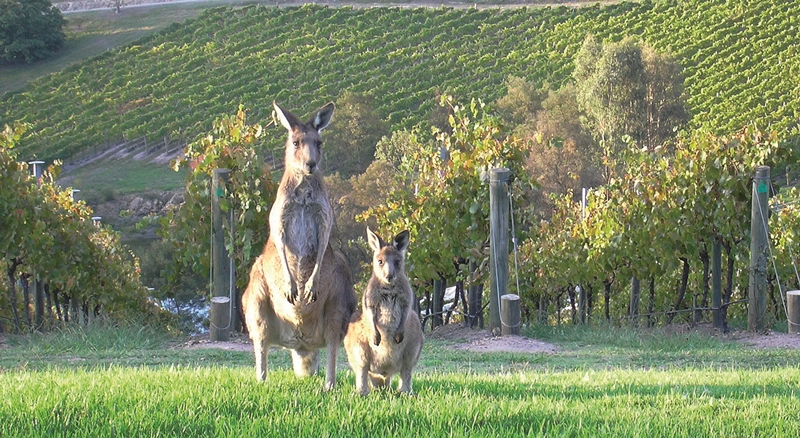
(53, 288), (63, 322)
(467, 262), (483, 329)
(647, 277), (656, 327)
(568, 285), (577, 324)
(604, 280), (612, 322)
(667, 257), (690, 324)
(22, 276), (32, 330)
(586, 284), (594, 323)
(458, 278), (469, 327)
(6, 259), (22, 334)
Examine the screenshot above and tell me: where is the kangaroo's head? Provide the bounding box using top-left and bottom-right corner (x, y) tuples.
(274, 101), (334, 176)
(367, 227), (410, 285)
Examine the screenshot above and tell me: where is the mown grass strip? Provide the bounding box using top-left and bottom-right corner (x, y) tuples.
(1, 365), (799, 437)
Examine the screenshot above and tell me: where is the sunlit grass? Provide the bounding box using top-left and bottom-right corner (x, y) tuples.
(2, 323), (800, 436)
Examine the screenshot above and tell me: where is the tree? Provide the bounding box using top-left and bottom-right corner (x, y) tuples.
(513, 84), (602, 217)
(574, 35), (688, 155)
(326, 160), (401, 282)
(322, 91), (389, 177)
(495, 75), (546, 127)
(374, 129), (428, 171)
(0, 0), (66, 64)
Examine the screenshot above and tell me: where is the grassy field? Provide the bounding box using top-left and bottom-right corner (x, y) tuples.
(2, 324), (799, 437)
(0, 0), (257, 96)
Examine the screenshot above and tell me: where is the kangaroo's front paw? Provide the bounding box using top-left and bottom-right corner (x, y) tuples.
(303, 280), (318, 304)
(394, 331), (404, 344)
(286, 281), (298, 304)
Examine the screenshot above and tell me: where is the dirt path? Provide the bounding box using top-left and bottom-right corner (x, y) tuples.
(54, 0), (616, 13)
(179, 323), (800, 353)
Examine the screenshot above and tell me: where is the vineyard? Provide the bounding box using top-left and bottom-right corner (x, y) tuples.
(2, 0), (800, 163)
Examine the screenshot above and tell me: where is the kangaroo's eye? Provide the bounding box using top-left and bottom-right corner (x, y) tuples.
(292, 140), (300, 148)
(377, 259), (384, 266)
(394, 260), (401, 269)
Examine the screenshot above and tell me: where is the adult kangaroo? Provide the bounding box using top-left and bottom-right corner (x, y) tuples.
(242, 101), (356, 390)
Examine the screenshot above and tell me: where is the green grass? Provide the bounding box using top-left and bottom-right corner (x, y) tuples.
(2, 324), (800, 437)
(62, 159), (186, 200)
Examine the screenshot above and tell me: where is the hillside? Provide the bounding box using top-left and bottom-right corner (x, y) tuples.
(2, 0), (800, 163)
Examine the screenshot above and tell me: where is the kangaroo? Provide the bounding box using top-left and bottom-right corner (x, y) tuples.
(242, 101), (356, 391)
(344, 228), (423, 396)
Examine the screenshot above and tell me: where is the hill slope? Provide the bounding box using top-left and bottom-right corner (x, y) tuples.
(2, 0), (800, 162)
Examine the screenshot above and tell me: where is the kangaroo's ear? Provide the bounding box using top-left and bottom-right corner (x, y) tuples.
(393, 230), (410, 254)
(273, 101), (300, 131)
(367, 227), (383, 253)
(312, 102), (335, 132)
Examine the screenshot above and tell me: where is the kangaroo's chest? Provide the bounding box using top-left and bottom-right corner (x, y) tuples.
(374, 287), (406, 324)
(280, 180), (323, 253)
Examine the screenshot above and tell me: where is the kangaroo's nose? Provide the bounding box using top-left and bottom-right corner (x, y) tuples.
(305, 160), (316, 173)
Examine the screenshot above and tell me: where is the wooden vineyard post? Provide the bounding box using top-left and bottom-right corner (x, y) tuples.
(788, 291), (800, 335)
(209, 297), (231, 342)
(748, 166), (770, 332)
(488, 168), (511, 334)
(501, 294), (521, 335)
(211, 169), (235, 340)
(29, 161), (45, 330)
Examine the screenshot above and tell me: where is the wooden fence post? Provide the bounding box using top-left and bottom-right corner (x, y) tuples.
(788, 291), (800, 335)
(29, 161), (46, 331)
(211, 169), (235, 340)
(501, 294), (521, 335)
(488, 168), (511, 333)
(209, 296), (231, 341)
(748, 166), (770, 332)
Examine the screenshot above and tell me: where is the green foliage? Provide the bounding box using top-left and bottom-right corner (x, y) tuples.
(0, 0), (66, 64)
(4, 1), (800, 163)
(323, 90), (389, 177)
(160, 107), (277, 300)
(524, 127), (798, 325)
(326, 160), (401, 284)
(374, 128), (427, 170)
(574, 35), (688, 155)
(494, 75), (546, 127)
(361, 97), (534, 285)
(0, 123), (165, 333)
